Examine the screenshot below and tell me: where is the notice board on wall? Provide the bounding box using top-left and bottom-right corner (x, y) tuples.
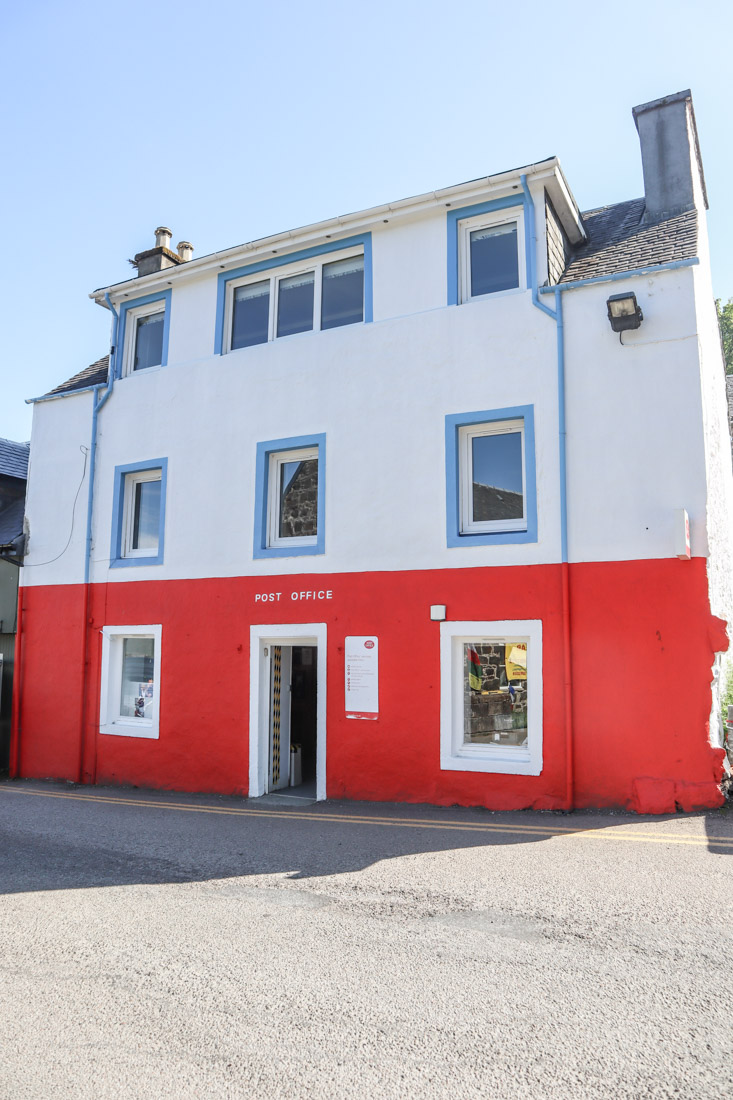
(345, 636), (378, 720)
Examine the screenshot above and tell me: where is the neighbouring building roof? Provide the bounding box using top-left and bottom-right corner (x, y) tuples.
(0, 438), (30, 480)
(45, 355), (109, 398)
(560, 199), (697, 284)
(0, 496), (25, 545)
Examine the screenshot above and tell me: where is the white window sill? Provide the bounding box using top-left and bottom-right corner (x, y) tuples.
(440, 750), (541, 776)
(100, 721), (159, 740)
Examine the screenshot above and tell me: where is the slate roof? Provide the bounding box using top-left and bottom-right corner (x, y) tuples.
(0, 438), (30, 480)
(45, 355), (109, 397)
(561, 199), (698, 284)
(0, 496), (25, 546)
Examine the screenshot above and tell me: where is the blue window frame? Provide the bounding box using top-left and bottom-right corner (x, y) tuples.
(110, 458), (168, 568)
(117, 290), (172, 378)
(254, 435), (326, 559)
(445, 406), (537, 547)
(447, 197), (528, 307)
(215, 235), (372, 356)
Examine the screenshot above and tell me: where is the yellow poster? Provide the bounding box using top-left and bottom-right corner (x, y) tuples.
(505, 642), (527, 680)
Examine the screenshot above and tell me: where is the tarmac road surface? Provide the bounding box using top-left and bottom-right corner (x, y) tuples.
(1, 780), (732, 1099)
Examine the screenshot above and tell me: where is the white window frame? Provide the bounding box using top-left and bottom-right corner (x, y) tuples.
(267, 446), (319, 549)
(459, 209), (525, 304)
(223, 246), (364, 353)
(123, 300), (166, 375)
(121, 468), (163, 558)
(100, 625), (162, 739)
(440, 619), (543, 776)
(459, 418), (527, 535)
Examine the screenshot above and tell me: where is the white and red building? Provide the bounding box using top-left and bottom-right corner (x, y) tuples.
(11, 90), (733, 813)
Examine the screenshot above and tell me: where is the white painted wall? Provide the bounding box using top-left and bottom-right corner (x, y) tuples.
(23, 390), (93, 585)
(22, 204), (719, 593)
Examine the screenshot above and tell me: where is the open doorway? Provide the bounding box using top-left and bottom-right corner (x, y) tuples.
(249, 624), (327, 801)
(268, 644), (318, 797)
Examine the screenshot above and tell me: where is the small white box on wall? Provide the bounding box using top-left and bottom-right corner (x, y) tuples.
(675, 509), (691, 560)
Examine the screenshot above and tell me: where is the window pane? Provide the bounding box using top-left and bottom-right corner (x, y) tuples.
(470, 223), (519, 296)
(471, 432), (523, 522)
(134, 311), (165, 370)
(321, 256), (364, 330)
(232, 280), (270, 349)
(278, 458), (318, 538)
(132, 478), (161, 550)
(463, 641), (528, 747)
(120, 637), (155, 719)
(277, 271), (314, 337)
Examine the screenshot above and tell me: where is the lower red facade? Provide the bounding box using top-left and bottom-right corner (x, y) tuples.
(11, 558), (728, 812)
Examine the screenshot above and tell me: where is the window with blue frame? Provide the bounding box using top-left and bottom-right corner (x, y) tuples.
(445, 407), (537, 547)
(254, 435), (326, 559)
(120, 291), (172, 376)
(110, 459), (168, 568)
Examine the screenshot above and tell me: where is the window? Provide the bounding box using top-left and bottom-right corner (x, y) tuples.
(440, 620), (542, 775)
(226, 250), (364, 352)
(445, 406), (537, 547)
(446, 199), (525, 306)
(100, 625), (162, 739)
(119, 291), (171, 377)
(254, 435), (325, 559)
(214, 235), (372, 357)
(110, 459), (168, 568)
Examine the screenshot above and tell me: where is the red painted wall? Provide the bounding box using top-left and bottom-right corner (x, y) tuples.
(12, 558), (727, 812)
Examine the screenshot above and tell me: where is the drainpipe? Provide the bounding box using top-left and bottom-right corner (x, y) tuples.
(77, 293), (118, 783)
(9, 591), (24, 777)
(521, 175), (574, 811)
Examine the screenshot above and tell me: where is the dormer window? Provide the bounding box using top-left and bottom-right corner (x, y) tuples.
(120, 292), (171, 377)
(225, 249), (364, 352)
(458, 210), (525, 303)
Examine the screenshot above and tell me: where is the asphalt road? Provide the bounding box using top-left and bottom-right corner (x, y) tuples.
(1, 780), (732, 1099)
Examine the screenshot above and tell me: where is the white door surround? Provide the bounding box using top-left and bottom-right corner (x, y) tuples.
(249, 622), (327, 801)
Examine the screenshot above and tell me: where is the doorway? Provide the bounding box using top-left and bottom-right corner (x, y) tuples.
(249, 624), (327, 801)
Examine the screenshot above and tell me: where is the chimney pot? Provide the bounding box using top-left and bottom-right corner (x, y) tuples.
(177, 241), (194, 262)
(154, 226), (173, 249)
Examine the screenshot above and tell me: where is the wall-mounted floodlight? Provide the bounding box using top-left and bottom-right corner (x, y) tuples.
(607, 292), (643, 333)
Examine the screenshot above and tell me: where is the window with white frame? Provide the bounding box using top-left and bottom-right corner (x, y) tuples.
(459, 210), (524, 302)
(440, 620), (542, 775)
(225, 248), (364, 352)
(459, 418), (526, 534)
(121, 468), (163, 557)
(100, 625), (162, 739)
(268, 447), (319, 548)
(124, 301), (166, 374)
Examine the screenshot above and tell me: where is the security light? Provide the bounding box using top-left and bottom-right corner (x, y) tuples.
(607, 292), (643, 333)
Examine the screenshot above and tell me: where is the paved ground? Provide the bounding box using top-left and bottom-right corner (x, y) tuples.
(1, 780), (732, 1099)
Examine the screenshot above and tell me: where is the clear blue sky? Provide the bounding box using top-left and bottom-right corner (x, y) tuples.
(1, 0), (730, 442)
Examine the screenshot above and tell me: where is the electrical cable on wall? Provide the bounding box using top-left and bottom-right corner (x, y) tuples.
(23, 445), (88, 568)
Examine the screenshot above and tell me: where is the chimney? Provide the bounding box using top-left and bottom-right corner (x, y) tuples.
(132, 226), (184, 277)
(177, 241), (194, 262)
(632, 90), (708, 223)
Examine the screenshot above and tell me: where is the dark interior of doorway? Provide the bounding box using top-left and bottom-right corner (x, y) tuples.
(289, 645), (317, 789)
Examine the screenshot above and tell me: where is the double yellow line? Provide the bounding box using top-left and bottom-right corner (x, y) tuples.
(3, 785), (732, 849)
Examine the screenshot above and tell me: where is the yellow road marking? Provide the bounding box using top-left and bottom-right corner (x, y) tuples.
(2, 785), (731, 848)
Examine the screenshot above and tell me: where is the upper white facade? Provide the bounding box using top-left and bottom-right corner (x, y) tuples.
(21, 97), (733, 623)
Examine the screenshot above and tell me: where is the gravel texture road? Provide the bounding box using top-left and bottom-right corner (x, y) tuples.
(1, 780), (732, 1099)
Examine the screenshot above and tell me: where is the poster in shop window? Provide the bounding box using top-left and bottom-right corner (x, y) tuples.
(345, 636), (379, 719)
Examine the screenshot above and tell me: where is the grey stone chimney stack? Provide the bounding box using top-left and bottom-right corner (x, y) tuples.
(632, 90), (708, 223)
(132, 227), (184, 277)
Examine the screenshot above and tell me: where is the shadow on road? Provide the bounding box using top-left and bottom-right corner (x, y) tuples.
(0, 780), (730, 895)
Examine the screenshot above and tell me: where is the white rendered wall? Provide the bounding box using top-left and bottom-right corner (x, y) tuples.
(23, 214), (714, 590)
(23, 390), (93, 585)
(563, 266), (709, 564)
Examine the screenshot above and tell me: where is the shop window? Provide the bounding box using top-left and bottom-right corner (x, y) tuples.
(100, 625), (162, 739)
(254, 434), (325, 559)
(440, 620), (543, 775)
